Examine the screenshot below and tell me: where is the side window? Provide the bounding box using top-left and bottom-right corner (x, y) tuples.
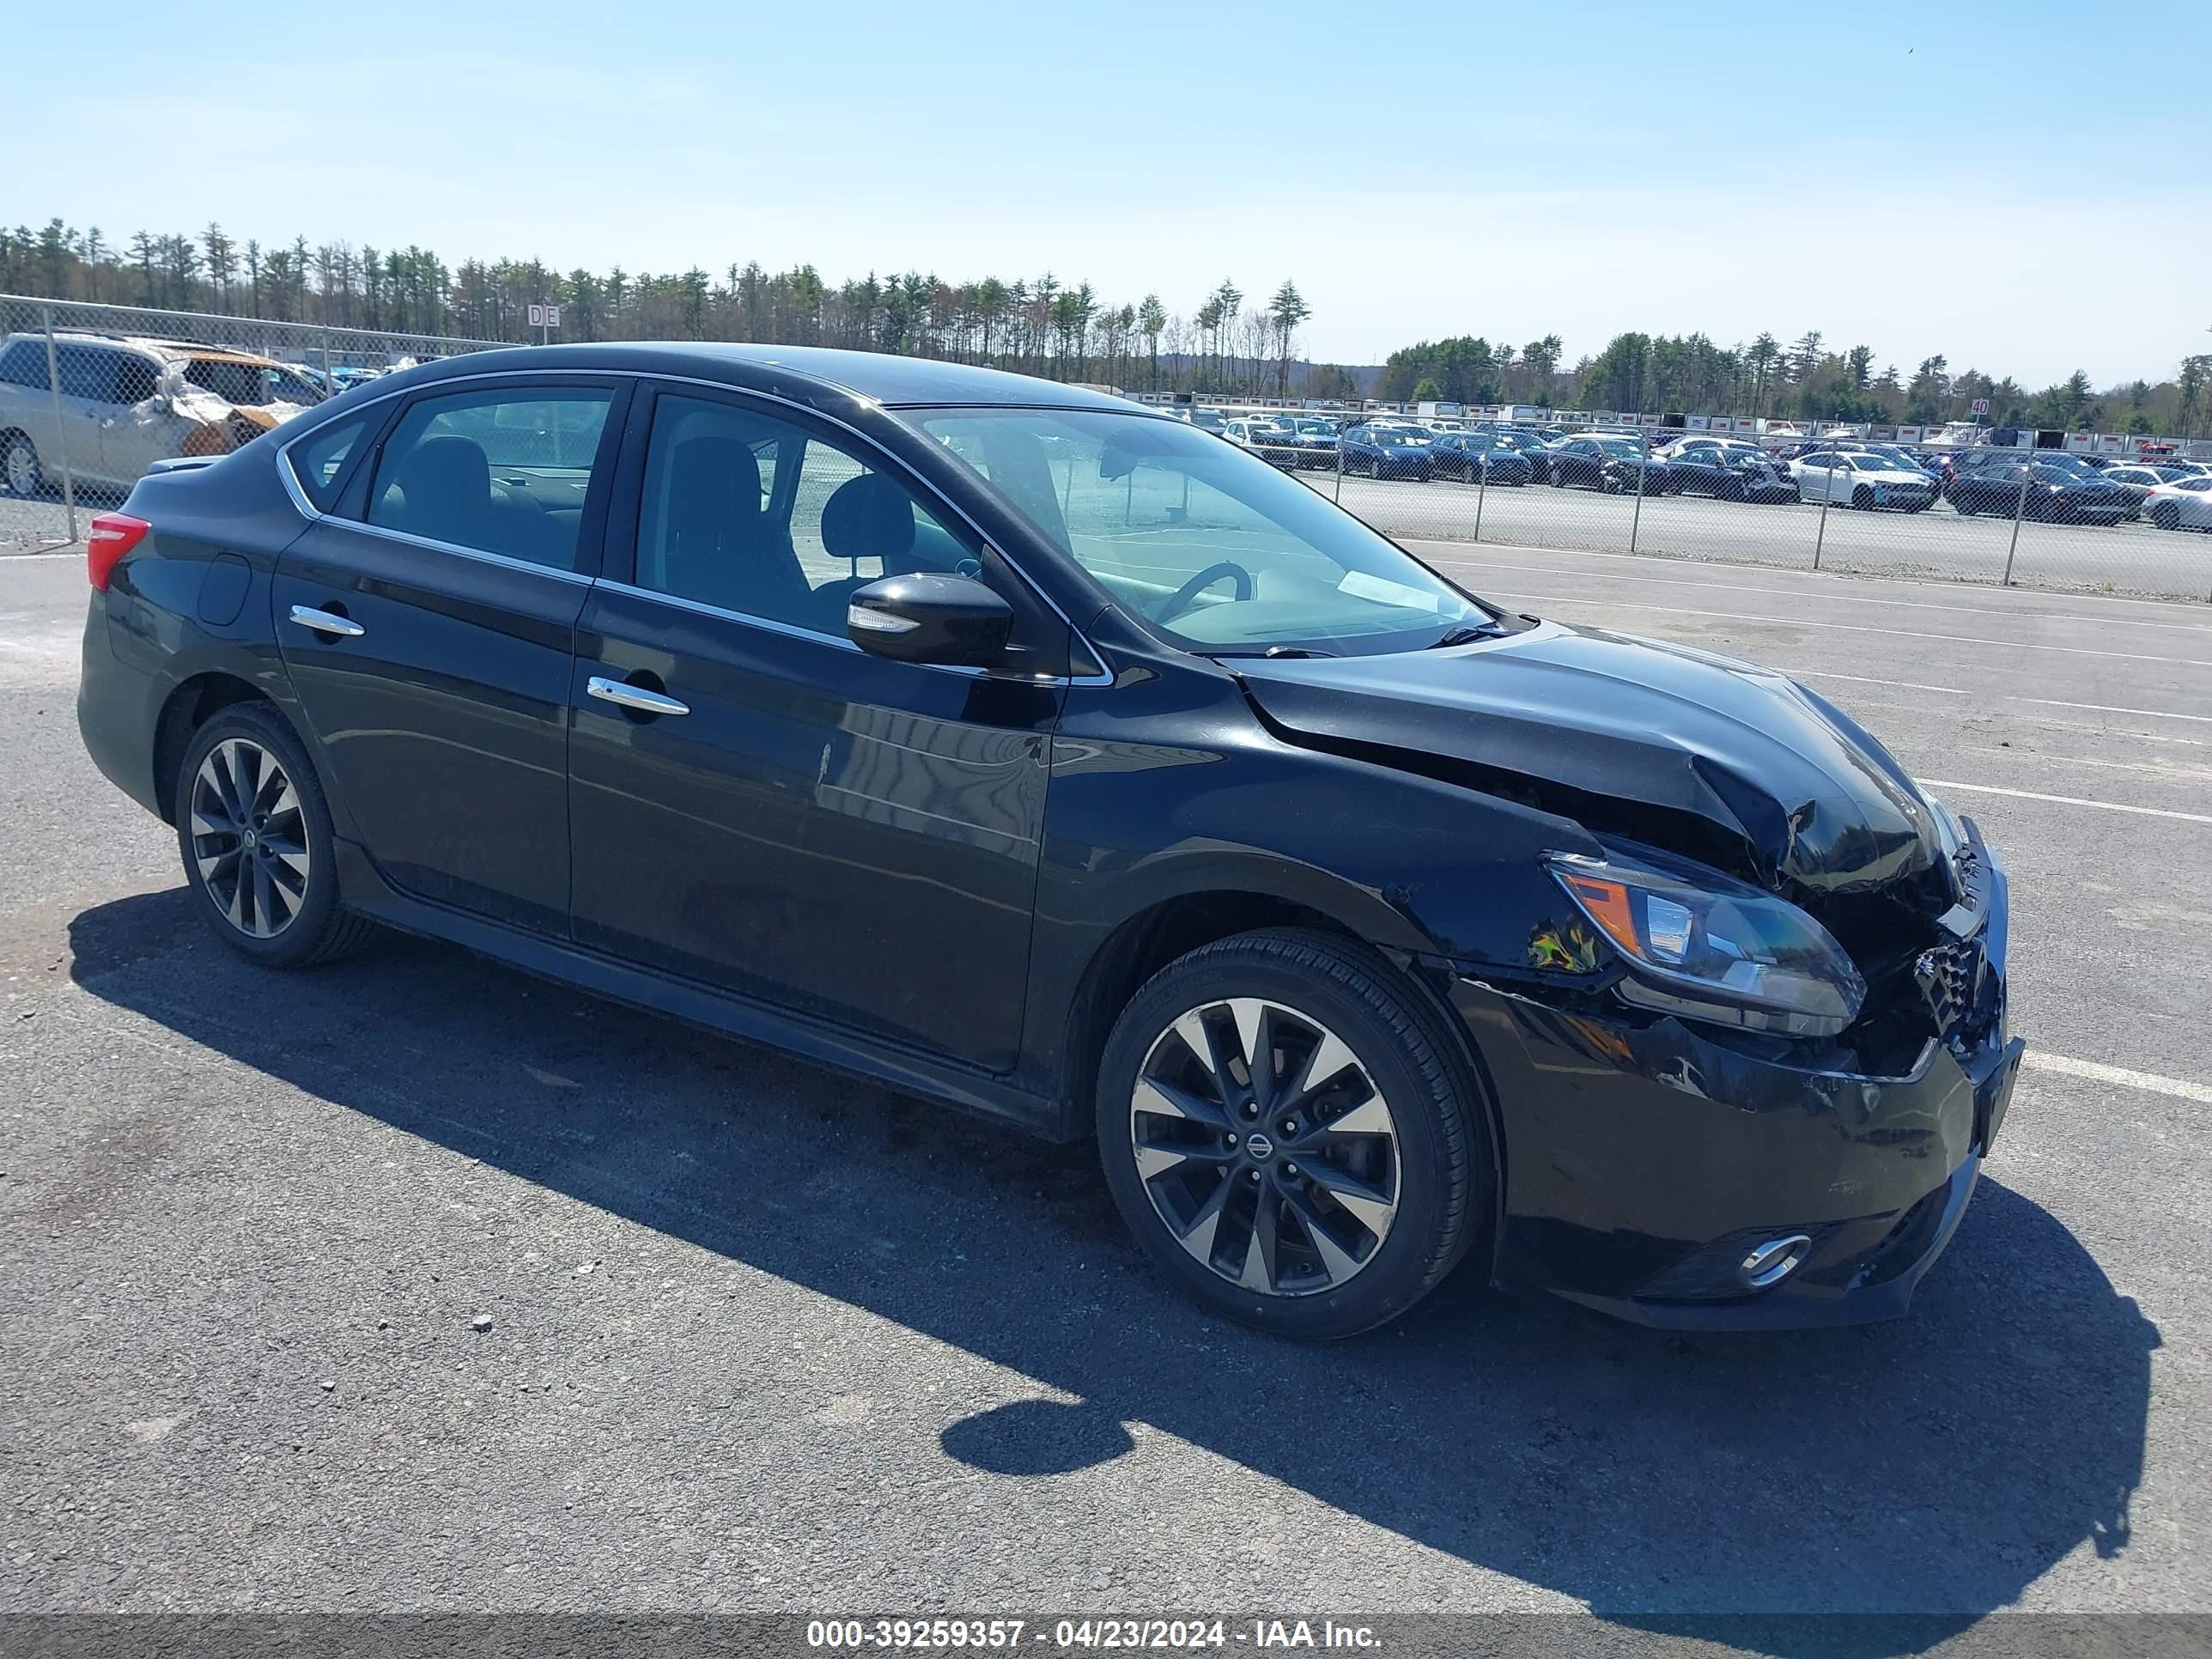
(362, 386), (614, 569)
(635, 393), (975, 637)
(55, 344), (121, 404)
(112, 356), (161, 406)
(290, 416), (372, 513)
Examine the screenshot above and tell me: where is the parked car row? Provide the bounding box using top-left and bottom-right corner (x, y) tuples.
(1201, 404), (2212, 531)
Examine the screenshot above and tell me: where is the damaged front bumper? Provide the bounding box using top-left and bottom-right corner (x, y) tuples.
(1447, 820), (2022, 1331)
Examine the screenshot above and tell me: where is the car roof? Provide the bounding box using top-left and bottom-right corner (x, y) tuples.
(37, 331), (293, 369)
(392, 340), (1160, 413)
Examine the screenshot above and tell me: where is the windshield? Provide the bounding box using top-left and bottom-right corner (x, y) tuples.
(1372, 429), (1427, 447)
(1592, 438), (1643, 459)
(911, 407), (1486, 654)
(1295, 420), (1335, 435)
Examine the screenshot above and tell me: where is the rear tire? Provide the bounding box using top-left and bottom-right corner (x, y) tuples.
(1096, 928), (1486, 1339)
(174, 701), (375, 969)
(1, 432), (41, 498)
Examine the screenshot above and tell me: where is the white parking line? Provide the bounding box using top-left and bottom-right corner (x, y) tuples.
(1411, 537), (2212, 620)
(2026, 1052), (2212, 1106)
(1792, 670), (1970, 696)
(1917, 779), (2212, 824)
(1793, 673), (2212, 726)
(2017, 698), (2212, 726)
(1426, 553), (2212, 635)
(1492, 590), (2212, 669)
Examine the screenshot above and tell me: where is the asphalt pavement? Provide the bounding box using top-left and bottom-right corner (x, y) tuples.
(1303, 469), (2212, 602)
(3, 539), (2208, 1638)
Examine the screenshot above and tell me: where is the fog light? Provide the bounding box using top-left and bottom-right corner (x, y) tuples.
(1738, 1235), (1814, 1291)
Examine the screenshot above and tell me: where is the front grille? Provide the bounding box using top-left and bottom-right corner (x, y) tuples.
(1914, 935), (1998, 1047)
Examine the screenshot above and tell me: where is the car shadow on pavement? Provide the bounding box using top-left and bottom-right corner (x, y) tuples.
(69, 892), (2158, 1647)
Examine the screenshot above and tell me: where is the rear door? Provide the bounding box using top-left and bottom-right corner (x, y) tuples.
(568, 386), (1065, 1073)
(270, 374), (629, 935)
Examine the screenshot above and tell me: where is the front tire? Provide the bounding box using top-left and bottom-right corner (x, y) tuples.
(2154, 502), (2182, 531)
(1096, 929), (1485, 1339)
(1851, 484), (1875, 510)
(175, 701), (374, 969)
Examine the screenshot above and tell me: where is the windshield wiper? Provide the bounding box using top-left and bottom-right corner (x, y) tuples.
(1206, 645), (1339, 659)
(1425, 624), (1502, 649)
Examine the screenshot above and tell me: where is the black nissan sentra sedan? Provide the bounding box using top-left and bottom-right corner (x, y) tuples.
(76, 344), (2024, 1339)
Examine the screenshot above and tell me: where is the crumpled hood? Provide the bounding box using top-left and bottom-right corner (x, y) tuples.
(1234, 619), (1945, 896)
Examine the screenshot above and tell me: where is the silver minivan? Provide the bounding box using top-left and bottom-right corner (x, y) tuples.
(0, 332), (324, 498)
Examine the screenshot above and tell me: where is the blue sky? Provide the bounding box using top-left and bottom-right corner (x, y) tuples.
(20, 1), (2212, 385)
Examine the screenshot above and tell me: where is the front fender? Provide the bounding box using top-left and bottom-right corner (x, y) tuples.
(1021, 662), (1607, 1109)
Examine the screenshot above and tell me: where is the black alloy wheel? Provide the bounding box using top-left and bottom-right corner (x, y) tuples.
(176, 702), (375, 968)
(1097, 929), (1486, 1338)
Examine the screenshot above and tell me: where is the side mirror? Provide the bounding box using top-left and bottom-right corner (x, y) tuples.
(846, 573), (1012, 667)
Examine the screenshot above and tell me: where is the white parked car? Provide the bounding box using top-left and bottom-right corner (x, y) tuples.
(2142, 475), (2212, 532)
(1223, 417), (1303, 469)
(1789, 450), (1937, 512)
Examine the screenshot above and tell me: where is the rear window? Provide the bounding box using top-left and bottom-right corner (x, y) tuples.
(0, 338), (46, 388)
(290, 416), (372, 512)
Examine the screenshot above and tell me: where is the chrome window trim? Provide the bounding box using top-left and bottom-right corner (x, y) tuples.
(594, 577), (1069, 684)
(274, 365), (1114, 683)
(318, 518), (596, 584)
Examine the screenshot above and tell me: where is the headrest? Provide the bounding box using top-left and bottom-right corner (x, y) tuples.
(396, 435), (490, 514)
(820, 471), (916, 562)
(665, 435), (763, 532)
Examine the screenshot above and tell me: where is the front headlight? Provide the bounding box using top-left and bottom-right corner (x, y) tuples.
(1545, 848), (1866, 1037)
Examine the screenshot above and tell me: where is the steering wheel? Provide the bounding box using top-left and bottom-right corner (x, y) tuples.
(1156, 562), (1253, 623)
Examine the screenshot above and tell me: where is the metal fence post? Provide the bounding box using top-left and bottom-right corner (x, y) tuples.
(1629, 429), (1648, 555)
(39, 305), (80, 544)
(1333, 430), (1342, 505)
(1474, 445), (1490, 542)
(322, 329), (336, 393)
(2002, 447), (2034, 586)
(1812, 442), (1832, 570)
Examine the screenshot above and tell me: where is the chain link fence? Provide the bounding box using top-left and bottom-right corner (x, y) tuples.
(8, 294), (2210, 605)
(1213, 408), (2212, 604)
(0, 295), (502, 548)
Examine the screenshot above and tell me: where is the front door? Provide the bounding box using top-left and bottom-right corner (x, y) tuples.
(568, 388), (1062, 1073)
(271, 375), (628, 935)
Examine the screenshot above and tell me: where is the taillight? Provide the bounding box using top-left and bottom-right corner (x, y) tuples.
(87, 512), (150, 591)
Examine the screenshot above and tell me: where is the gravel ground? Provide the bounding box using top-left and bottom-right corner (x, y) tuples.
(2, 541), (2207, 1642)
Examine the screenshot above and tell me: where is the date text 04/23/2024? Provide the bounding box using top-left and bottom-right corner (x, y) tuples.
(796, 1627), (1380, 1654)
(805, 1620), (1382, 1650)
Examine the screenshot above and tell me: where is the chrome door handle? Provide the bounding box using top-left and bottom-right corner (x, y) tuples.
(288, 604), (365, 638)
(586, 675), (689, 717)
